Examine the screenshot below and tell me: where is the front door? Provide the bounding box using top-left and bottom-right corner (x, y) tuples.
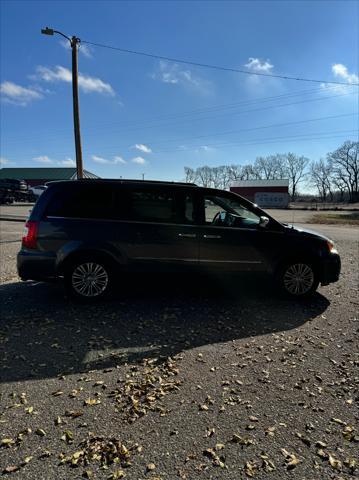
(198, 192), (268, 272)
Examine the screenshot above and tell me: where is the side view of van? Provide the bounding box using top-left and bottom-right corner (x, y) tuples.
(18, 180), (341, 301)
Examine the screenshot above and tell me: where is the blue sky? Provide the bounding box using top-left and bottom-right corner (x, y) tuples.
(1, 0), (358, 181)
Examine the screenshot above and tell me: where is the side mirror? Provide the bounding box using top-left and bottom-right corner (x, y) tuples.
(259, 216), (270, 228)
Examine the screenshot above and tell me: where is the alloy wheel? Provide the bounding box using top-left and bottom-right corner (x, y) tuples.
(71, 262), (109, 297)
(283, 263), (314, 296)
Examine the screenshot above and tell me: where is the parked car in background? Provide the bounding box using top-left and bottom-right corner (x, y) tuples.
(18, 179), (341, 301)
(0, 178), (30, 203)
(29, 185), (47, 197)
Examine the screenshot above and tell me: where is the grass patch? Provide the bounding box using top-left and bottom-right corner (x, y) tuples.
(310, 212), (359, 225)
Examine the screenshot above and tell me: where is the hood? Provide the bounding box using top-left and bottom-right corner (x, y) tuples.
(284, 223), (331, 242)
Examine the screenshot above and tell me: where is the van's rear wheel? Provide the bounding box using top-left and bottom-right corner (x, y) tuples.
(64, 257), (112, 301)
(278, 261), (319, 297)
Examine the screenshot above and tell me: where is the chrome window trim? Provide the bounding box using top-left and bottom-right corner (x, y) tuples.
(46, 216), (198, 228)
(134, 257), (261, 264)
(46, 216), (281, 233)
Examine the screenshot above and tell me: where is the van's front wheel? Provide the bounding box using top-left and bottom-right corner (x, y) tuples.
(278, 261), (319, 297)
(64, 258), (112, 301)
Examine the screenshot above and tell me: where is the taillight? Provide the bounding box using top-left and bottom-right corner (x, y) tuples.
(22, 221), (39, 249)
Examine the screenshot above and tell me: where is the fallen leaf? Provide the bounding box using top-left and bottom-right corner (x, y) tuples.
(84, 398), (101, 406)
(1, 438), (15, 447)
(328, 454), (342, 470)
(3, 465), (20, 474)
(61, 430), (74, 444)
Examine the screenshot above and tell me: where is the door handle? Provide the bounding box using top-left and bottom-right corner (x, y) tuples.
(178, 233), (197, 238)
(203, 234), (222, 239)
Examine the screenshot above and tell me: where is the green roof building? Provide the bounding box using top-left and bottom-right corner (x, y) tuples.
(0, 167), (99, 186)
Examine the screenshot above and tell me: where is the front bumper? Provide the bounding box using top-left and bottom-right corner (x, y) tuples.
(17, 249), (57, 281)
(320, 253), (341, 286)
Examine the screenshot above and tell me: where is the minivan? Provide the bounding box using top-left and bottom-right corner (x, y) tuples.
(17, 179), (341, 301)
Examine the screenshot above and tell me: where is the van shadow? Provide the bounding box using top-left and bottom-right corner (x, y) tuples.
(0, 274), (330, 383)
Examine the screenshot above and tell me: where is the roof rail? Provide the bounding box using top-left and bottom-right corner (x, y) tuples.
(74, 178), (198, 186)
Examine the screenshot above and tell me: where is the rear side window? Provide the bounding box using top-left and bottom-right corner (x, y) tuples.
(46, 184), (118, 219)
(130, 190), (176, 223)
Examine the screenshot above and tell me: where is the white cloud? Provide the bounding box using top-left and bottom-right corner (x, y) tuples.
(133, 144), (152, 154)
(131, 156), (147, 165)
(0, 81), (43, 106)
(198, 145), (214, 152)
(0, 157), (12, 166)
(113, 156), (126, 164)
(31, 155), (78, 166)
(92, 155), (126, 165)
(92, 155), (111, 164)
(33, 155), (53, 164)
(152, 61), (211, 93)
(244, 57), (274, 73)
(59, 39), (93, 58)
(332, 63), (358, 84)
(34, 65), (115, 95)
(320, 63), (358, 93)
(59, 158), (76, 167)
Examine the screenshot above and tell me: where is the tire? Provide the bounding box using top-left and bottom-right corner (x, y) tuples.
(64, 256), (113, 302)
(277, 260), (319, 298)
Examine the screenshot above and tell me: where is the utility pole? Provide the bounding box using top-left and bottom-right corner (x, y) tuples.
(71, 36), (83, 179)
(142, 173), (145, 180)
(41, 28), (84, 179)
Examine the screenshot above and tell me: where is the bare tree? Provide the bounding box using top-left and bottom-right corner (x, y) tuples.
(241, 164), (258, 180)
(284, 153), (309, 200)
(226, 164), (243, 181)
(212, 165), (232, 189)
(184, 167), (198, 184)
(310, 159), (332, 201)
(196, 166), (213, 187)
(327, 141), (358, 202)
(210, 166), (224, 188)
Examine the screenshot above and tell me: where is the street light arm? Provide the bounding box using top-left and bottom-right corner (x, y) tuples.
(53, 30), (72, 43)
(41, 27), (73, 44)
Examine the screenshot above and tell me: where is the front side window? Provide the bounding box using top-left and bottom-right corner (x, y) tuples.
(203, 194), (260, 228)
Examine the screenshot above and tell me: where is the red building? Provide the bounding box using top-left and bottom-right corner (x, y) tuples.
(230, 179), (289, 208)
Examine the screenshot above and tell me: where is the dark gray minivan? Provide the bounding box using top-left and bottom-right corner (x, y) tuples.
(18, 179), (340, 301)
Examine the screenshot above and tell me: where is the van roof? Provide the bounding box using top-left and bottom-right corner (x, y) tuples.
(47, 179), (198, 187)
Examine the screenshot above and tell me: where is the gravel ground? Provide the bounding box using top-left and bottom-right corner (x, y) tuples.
(0, 224), (358, 479)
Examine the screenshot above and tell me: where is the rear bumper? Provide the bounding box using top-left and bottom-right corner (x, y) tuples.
(320, 253), (341, 285)
(17, 249), (57, 281)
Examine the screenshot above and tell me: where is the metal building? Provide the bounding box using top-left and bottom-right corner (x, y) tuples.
(230, 179), (289, 208)
(0, 167), (99, 187)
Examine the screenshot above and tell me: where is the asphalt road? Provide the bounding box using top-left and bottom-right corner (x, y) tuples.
(0, 221), (358, 479)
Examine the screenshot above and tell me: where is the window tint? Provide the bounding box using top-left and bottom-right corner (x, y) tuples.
(184, 195), (195, 223)
(46, 184), (196, 224)
(130, 190), (176, 223)
(46, 184), (117, 219)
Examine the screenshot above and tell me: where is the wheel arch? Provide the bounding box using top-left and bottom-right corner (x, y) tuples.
(274, 251), (321, 279)
(56, 247), (122, 276)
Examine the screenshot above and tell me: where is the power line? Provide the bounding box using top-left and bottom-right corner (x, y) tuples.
(82, 40), (359, 87)
(79, 132), (357, 156)
(2, 85), (354, 144)
(24, 129), (355, 158)
(143, 113), (357, 148)
(151, 130), (359, 153)
(79, 129), (357, 156)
